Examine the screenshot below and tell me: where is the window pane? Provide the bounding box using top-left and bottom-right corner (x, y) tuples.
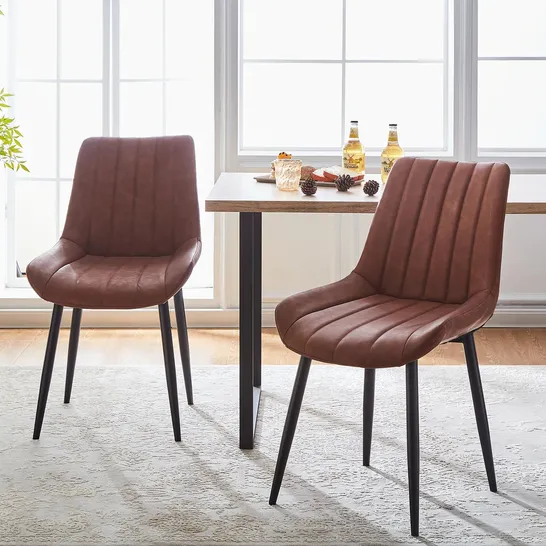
(164, 0), (214, 290)
(59, 180), (73, 234)
(16, 181), (57, 272)
(8, 0), (215, 292)
(242, 63), (342, 149)
(14, 0), (57, 79)
(60, 84), (103, 178)
(60, 0), (103, 80)
(242, 0), (343, 60)
(346, 0), (444, 60)
(166, 81), (214, 191)
(345, 63), (444, 149)
(13, 82), (57, 178)
(165, 0), (213, 79)
(119, 82), (163, 136)
(0, 5), (6, 77)
(118, 3), (215, 291)
(190, 198), (214, 288)
(166, 81), (214, 289)
(119, 0), (163, 79)
(479, 0), (546, 57)
(478, 61), (546, 149)
(166, 81), (213, 145)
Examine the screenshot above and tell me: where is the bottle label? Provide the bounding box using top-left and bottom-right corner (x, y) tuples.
(388, 131), (398, 144)
(343, 153), (364, 171)
(381, 157), (395, 175)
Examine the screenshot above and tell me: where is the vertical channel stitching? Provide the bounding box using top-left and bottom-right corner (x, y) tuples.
(443, 163), (478, 302)
(150, 138), (158, 256)
(399, 160), (438, 295)
(377, 158), (417, 291)
(169, 139), (177, 254)
(464, 164), (495, 298)
(106, 139), (122, 256)
(86, 140), (102, 252)
(129, 139), (141, 257)
(420, 162), (458, 299)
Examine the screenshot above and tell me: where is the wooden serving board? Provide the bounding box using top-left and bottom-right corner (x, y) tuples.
(254, 174), (362, 187)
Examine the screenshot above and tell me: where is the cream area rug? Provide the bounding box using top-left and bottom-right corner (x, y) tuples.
(0, 364), (545, 545)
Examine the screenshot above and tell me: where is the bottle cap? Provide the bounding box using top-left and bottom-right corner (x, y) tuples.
(350, 120), (358, 124)
(389, 123), (397, 127)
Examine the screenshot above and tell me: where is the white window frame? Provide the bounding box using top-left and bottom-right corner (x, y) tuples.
(4, 0), (109, 289)
(3, 0), (220, 307)
(224, 0), (546, 174)
(473, 1), (546, 172)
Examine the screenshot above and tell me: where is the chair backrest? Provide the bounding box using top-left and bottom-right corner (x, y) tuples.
(62, 136), (200, 257)
(355, 157), (510, 304)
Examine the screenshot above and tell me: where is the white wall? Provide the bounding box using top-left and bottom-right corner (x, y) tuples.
(500, 215), (546, 305)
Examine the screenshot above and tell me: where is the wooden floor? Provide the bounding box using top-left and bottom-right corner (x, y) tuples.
(1, 327), (546, 367)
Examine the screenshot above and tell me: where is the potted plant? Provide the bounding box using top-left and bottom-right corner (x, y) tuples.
(0, 5), (27, 172)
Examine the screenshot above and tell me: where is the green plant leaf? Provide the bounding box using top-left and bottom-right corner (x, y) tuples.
(0, 4), (28, 174)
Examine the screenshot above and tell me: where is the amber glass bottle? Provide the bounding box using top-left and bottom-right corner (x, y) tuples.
(343, 120), (365, 174)
(380, 124), (404, 183)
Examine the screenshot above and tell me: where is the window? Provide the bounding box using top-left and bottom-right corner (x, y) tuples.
(3, 0), (546, 304)
(238, 0), (452, 158)
(478, 0), (546, 155)
(230, 0), (546, 172)
(5, 0), (214, 291)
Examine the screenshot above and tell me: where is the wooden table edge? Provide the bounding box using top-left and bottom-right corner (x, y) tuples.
(205, 201), (546, 214)
(506, 203), (546, 214)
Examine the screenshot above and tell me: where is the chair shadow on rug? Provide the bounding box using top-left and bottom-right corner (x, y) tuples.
(26, 135), (201, 442)
(368, 466), (525, 546)
(269, 157), (511, 537)
(186, 402), (401, 544)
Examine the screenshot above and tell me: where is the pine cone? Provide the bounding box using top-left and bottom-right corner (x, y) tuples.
(363, 179), (380, 196)
(300, 176), (317, 196)
(335, 174), (353, 192)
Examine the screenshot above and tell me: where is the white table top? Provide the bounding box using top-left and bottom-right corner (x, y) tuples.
(205, 172), (546, 214)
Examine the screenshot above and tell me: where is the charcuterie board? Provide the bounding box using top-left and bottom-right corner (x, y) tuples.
(254, 174), (362, 187)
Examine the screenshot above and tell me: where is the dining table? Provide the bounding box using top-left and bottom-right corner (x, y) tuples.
(205, 171), (546, 449)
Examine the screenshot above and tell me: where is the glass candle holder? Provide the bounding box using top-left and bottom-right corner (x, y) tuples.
(274, 159), (302, 191)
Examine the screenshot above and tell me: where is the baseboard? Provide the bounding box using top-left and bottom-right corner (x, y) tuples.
(0, 308), (278, 328)
(486, 304), (546, 327)
(0, 305), (545, 328)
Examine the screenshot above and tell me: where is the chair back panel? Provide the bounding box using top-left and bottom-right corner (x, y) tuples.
(62, 136), (200, 257)
(355, 157), (510, 304)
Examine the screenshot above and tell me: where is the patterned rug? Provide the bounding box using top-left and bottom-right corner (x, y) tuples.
(0, 364), (544, 545)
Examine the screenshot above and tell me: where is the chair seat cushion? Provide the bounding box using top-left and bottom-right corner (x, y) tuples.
(26, 237), (201, 309)
(275, 272), (494, 369)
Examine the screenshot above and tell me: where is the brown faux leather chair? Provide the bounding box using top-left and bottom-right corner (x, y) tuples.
(269, 157), (510, 537)
(27, 136), (201, 442)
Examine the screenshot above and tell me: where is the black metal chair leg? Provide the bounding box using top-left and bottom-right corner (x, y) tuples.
(64, 308), (82, 404)
(363, 368), (375, 466)
(462, 332), (497, 492)
(269, 356), (312, 505)
(33, 304), (64, 439)
(406, 361), (419, 537)
(158, 302), (182, 442)
(173, 289), (193, 406)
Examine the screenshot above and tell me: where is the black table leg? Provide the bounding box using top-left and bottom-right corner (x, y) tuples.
(252, 213), (262, 389)
(240, 211), (262, 449)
